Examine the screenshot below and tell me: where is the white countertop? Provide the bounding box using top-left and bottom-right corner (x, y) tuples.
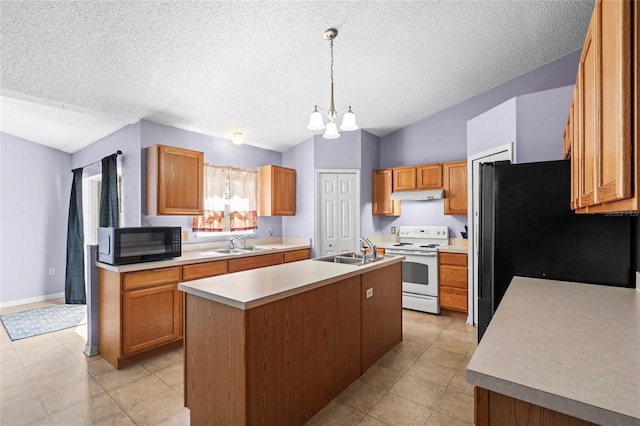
(467, 276), (640, 425)
(179, 255), (404, 310)
(96, 238), (310, 273)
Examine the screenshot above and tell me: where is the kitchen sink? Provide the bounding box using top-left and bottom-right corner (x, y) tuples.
(237, 246), (264, 251)
(212, 249), (250, 254)
(313, 252), (386, 266)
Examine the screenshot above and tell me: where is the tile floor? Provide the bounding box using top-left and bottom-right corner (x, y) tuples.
(0, 299), (477, 425)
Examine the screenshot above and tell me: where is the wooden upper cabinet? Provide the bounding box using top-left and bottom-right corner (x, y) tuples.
(578, 13), (598, 208)
(372, 169), (401, 216)
(417, 164), (443, 189)
(147, 145), (204, 216)
(595, 0), (631, 204)
(258, 165), (296, 216)
(571, 0), (636, 213)
(393, 167), (417, 191)
(443, 161), (468, 215)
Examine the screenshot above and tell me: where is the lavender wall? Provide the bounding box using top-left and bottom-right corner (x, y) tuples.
(71, 122), (142, 227)
(139, 121), (283, 242)
(467, 98), (517, 158)
(516, 85), (574, 162)
(381, 49), (581, 168)
(360, 131), (381, 238)
(313, 131), (362, 169)
(282, 137), (315, 253)
(1, 134), (71, 304)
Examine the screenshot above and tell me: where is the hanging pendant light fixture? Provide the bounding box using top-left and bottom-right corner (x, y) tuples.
(307, 28), (358, 139)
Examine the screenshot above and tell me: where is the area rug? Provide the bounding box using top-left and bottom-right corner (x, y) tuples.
(0, 304), (87, 341)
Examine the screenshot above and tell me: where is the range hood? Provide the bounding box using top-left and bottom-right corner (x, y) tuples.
(390, 189), (444, 201)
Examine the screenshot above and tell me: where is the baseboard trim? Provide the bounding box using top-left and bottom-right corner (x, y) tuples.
(0, 292), (66, 309)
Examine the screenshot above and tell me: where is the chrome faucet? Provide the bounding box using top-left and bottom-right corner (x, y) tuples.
(230, 234), (248, 249)
(359, 237), (378, 259)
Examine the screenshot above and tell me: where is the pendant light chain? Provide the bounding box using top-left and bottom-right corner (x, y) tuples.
(330, 38), (334, 85)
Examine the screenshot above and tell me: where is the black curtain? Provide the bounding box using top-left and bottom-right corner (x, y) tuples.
(100, 153), (119, 227)
(65, 168), (85, 304)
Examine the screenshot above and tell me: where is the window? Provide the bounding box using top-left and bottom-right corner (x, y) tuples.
(192, 165), (258, 234)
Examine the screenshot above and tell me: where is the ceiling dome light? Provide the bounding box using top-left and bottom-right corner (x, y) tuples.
(307, 28), (358, 139)
(231, 131), (244, 145)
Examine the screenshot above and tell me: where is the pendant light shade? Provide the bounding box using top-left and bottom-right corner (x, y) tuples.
(323, 122), (340, 139)
(307, 108), (325, 130)
(339, 107), (358, 131)
(307, 28), (358, 139)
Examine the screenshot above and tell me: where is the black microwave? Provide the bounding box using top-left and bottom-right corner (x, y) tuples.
(98, 227), (182, 265)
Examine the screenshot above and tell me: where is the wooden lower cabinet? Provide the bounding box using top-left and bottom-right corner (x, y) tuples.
(99, 247), (311, 369)
(361, 263), (402, 371)
(184, 263), (402, 425)
(439, 252), (468, 313)
(122, 283), (182, 356)
(283, 248), (310, 263)
(181, 260), (227, 281)
(228, 252), (284, 272)
(475, 387), (598, 426)
(99, 267), (183, 369)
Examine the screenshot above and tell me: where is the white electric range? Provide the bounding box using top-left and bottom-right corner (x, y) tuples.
(385, 225), (449, 314)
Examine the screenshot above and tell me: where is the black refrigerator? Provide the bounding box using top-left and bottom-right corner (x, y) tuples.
(478, 160), (633, 342)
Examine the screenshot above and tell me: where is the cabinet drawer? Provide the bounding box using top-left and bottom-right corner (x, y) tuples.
(123, 267), (180, 291)
(441, 287), (467, 312)
(439, 252), (467, 266)
(283, 249), (310, 263)
(439, 265), (467, 289)
(182, 260), (228, 281)
(228, 252), (284, 273)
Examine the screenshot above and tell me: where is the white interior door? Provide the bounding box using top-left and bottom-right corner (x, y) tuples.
(468, 144), (513, 325)
(317, 170), (360, 257)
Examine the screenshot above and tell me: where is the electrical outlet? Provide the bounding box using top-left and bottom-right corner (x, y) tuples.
(268, 227), (273, 236)
(391, 226), (396, 235)
(49, 268), (55, 276)
(366, 288), (373, 298)
(182, 231), (188, 242)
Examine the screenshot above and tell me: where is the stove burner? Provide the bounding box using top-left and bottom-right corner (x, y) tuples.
(393, 242), (413, 246)
(420, 244), (441, 248)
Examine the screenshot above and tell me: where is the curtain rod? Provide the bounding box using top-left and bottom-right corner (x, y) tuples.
(72, 150), (122, 172)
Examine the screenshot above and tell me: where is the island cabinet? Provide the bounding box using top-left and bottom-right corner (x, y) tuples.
(99, 266), (183, 369)
(443, 161), (468, 215)
(182, 260), (403, 425)
(569, 0), (638, 213)
(184, 276), (362, 426)
(475, 387), (598, 426)
(439, 252), (468, 313)
(361, 262), (402, 371)
(146, 144), (204, 216)
(372, 169), (401, 216)
(258, 165), (296, 216)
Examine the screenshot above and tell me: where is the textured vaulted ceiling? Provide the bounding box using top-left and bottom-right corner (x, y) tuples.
(0, 1), (592, 154)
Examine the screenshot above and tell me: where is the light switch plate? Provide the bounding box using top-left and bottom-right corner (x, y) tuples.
(366, 288), (373, 298)
(182, 231), (188, 242)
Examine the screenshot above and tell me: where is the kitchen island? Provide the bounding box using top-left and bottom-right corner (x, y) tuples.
(467, 276), (640, 425)
(178, 255), (404, 425)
